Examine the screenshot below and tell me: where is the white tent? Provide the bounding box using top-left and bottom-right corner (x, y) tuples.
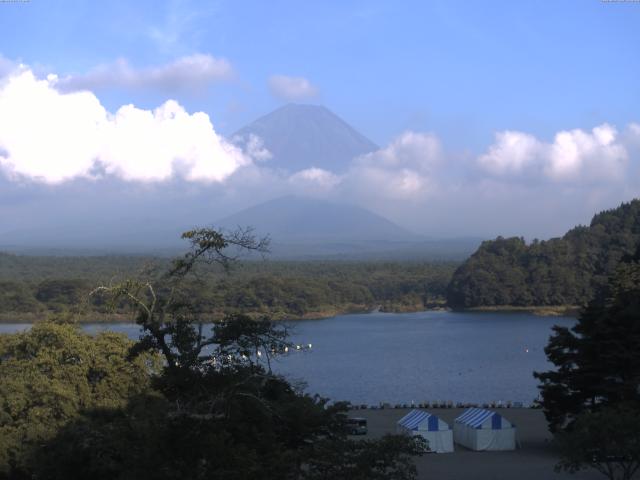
(396, 409), (454, 453)
(453, 408), (516, 451)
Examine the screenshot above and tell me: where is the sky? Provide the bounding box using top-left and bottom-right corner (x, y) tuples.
(0, 0), (639, 242)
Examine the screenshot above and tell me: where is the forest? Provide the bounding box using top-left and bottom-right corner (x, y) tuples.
(447, 200), (640, 309)
(0, 254), (455, 322)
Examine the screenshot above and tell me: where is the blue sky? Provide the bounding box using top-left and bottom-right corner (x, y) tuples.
(0, 0), (639, 240)
(2, 0), (638, 145)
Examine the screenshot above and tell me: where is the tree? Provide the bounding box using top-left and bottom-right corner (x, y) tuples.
(0, 322), (159, 479)
(533, 247), (640, 432)
(303, 435), (425, 480)
(535, 247), (640, 479)
(554, 404), (640, 480)
(29, 227), (422, 479)
(447, 199), (640, 309)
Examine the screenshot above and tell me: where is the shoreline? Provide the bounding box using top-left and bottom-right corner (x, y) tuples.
(0, 303), (579, 324)
(0, 301), (448, 324)
(460, 305), (580, 317)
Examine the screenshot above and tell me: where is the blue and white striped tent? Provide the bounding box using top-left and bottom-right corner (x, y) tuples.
(453, 408), (516, 451)
(396, 410), (453, 453)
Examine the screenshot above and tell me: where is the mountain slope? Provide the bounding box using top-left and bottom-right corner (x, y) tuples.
(217, 195), (417, 243)
(215, 196), (482, 260)
(232, 104), (378, 172)
(447, 199), (640, 308)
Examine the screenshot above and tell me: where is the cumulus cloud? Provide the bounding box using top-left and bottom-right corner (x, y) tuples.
(231, 134), (272, 162)
(355, 131), (442, 171)
(0, 68), (248, 184)
(262, 131), (445, 202)
(55, 54), (233, 93)
(260, 132), (444, 202)
(478, 131), (542, 175)
(288, 167), (341, 192)
(346, 131), (443, 199)
(546, 124), (627, 181)
(268, 75), (319, 101)
(478, 124), (632, 183)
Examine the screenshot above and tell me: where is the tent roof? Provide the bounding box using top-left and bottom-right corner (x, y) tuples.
(397, 409), (446, 431)
(455, 408), (510, 429)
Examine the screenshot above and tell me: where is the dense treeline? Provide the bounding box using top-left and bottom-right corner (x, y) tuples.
(447, 199), (640, 308)
(0, 256), (455, 321)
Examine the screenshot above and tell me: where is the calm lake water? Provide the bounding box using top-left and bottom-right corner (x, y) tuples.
(0, 311), (572, 405)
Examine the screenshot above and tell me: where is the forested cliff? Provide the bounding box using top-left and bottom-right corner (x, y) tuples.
(447, 200), (640, 308)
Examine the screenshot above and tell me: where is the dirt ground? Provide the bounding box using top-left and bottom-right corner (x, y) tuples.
(349, 408), (604, 480)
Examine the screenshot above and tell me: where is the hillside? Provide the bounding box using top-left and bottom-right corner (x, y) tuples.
(216, 196), (480, 260)
(217, 195), (418, 243)
(447, 199), (640, 308)
(232, 103), (378, 172)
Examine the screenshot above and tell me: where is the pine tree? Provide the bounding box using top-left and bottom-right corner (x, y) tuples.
(534, 247), (640, 432)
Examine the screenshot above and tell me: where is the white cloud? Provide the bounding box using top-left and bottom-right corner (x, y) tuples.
(243, 132), (443, 202)
(345, 131), (442, 200)
(355, 131), (442, 172)
(478, 124), (631, 183)
(55, 54), (233, 93)
(353, 167), (429, 199)
(232, 134), (272, 162)
(268, 75), (319, 102)
(0, 68), (248, 184)
(545, 124), (627, 181)
(478, 131), (542, 175)
(289, 167), (341, 190)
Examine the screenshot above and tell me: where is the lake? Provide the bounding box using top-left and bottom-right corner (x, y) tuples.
(0, 310), (572, 405)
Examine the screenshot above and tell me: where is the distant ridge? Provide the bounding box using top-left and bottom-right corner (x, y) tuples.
(216, 195), (416, 243)
(215, 196), (482, 260)
(447, 199), (640, 308)
(232, 104), (378, 172)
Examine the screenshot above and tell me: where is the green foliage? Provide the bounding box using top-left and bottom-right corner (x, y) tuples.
(0, 322), (159, 478)
(303, 434), (424, 480)
(554, 404), (640, 480)
(448, 199), (640, 307)
(0, 255), (456, 321)
(0, 281), (40, 313)
(534, 247), (640, 432)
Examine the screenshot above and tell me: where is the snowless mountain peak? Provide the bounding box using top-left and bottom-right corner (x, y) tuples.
(232, 104), (378, 173)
